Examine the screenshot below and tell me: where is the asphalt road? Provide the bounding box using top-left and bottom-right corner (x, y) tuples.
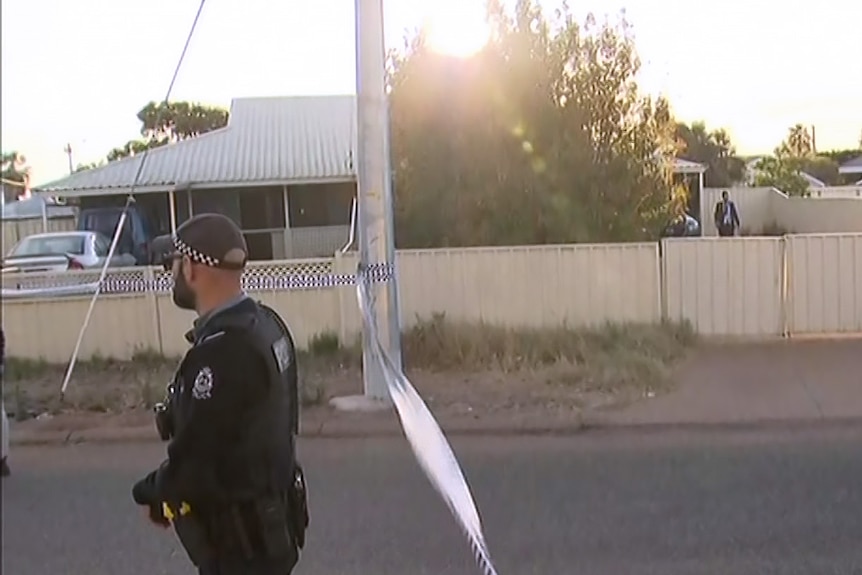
(2, 426), (862, 575)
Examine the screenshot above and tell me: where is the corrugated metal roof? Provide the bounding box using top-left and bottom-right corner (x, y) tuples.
(838, 155), (862, 174)
(800, 172), (826, 187)
(35, 95), (357, 196)
(673, 158), (707, 173)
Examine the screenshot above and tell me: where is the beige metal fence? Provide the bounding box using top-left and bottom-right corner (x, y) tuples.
(2, 235), (860, 361)
(2, 217), (76, 253)
(700, 187), (862, 237)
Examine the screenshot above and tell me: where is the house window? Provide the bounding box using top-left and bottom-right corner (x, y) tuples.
(239, 186), (286, 230)
(190, 186), (286, 230)
(288, 182), (355, 227)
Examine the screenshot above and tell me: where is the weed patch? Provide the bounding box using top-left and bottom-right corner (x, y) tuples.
(401, 314), (696, 396)
(3, 319), (696, 420)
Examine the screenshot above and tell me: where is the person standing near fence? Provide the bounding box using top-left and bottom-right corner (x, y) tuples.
(131, 213), (308, 575)
(714, 190), (741, 237)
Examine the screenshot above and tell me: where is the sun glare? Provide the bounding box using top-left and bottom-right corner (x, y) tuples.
(424, 2), (490, 58)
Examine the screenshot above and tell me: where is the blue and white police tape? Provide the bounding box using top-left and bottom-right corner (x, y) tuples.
(356, 264), (500, 575)
(0, 269), (377, 299)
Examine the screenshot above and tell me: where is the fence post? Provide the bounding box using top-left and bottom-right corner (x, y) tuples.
(142, 266), (164, 356)
(780, 235), (790, 339)
(332, 250), (359, 347)
(658, 239), (668, 321)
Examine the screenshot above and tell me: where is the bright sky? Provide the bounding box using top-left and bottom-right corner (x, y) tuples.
(2, 0), (860, 186)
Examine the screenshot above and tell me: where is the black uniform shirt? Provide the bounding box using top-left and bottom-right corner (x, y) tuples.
(144, 298), (272, 506)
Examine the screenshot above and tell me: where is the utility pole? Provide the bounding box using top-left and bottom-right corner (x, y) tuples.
(64, 143), (74, 174)
(352, 0), (402, 402)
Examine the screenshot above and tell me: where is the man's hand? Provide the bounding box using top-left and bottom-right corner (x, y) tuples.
(132, 472), (158, 505)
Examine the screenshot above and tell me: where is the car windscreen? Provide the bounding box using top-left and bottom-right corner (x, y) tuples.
(81, 211), (124, 236)
(10, 235), (86, 257)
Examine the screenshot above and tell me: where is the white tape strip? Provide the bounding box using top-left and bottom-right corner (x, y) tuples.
(356, 266), (499, 575)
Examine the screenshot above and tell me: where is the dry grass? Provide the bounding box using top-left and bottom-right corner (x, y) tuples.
(2, 349), (334, 422)
(402, 314), (696, 395)
(3, 316), (696, 421)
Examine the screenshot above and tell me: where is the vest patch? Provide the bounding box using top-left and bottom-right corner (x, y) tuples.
(272, 337), (292, 373)
(192, 366), (214, 400)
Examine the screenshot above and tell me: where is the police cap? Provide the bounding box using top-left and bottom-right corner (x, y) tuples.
(170, 213), (248, 271)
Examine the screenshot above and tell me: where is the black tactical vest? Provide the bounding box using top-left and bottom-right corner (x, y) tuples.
(178, 300), (299, 499)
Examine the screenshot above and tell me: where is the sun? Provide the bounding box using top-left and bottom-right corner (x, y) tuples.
(424, 2), (490, 58)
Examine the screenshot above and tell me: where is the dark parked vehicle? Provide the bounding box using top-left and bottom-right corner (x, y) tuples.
(662, 213), (701, 238)
(77, 205), (154, 265)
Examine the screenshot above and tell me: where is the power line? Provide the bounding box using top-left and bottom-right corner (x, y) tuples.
(61, 0), (209, 398)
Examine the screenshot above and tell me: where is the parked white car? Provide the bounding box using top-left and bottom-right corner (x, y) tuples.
(1, 231), (137, 274)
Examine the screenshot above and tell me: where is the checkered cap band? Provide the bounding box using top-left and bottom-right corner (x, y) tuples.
(173, 235), (220, 267)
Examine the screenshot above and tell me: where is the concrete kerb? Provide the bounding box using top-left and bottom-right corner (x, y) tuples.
(9, 414), (589, 447)
(10, 413), (862, 448)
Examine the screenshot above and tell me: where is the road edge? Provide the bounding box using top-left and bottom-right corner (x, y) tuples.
(10, 413), (862, 447)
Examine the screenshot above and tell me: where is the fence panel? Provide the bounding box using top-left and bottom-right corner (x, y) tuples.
(396, 243), (661, 329)
(1, 294), (160, 362)
(785, 233), (862, 335)
(662, 237), (784, 336)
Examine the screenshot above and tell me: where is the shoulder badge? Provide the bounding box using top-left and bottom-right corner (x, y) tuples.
(199, 330), (226, 345)
(192, 366), (214, 400)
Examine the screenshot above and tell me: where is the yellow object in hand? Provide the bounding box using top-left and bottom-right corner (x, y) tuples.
(161, 501), (192, 521)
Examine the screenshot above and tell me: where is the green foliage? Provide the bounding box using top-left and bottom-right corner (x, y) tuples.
(308, 332), (341, 356)
(1, 151), (29, 183)
(106, 101), (229, 162)
(1, 151), (30, 202)
(753, 155), (810, 196)
(388, 2), (680, 247)
(675, 121), (745, 187)
(74, 159), (108, 173)
(754, 124), (822, 196)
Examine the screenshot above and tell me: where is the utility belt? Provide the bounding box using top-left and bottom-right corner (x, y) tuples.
(164, 466), (309, 567)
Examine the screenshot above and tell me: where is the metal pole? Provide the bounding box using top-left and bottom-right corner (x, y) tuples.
(168, 190), (178, 233)
(41, 197), (48, 232)
(355, 0), (402, 400)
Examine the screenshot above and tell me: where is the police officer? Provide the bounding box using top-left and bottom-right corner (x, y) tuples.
(132, 213), (308, 575)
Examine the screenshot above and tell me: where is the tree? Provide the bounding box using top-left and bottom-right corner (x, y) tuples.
(753, 155), (809, 196)
(752, 124), (840, 196)
(781, 123), (813, 158)
(1, 151), (30, 202)
(74, 160), (107, 173)
(107, 101), (229, 161)
(1, 151), (29, 182)
(675, 121), (745, 187)
(388, 1), (680, 248)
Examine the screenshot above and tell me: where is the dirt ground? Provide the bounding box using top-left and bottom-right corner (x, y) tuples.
(8, 334), (859, 435)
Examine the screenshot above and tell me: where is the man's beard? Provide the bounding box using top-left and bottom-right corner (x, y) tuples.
(171, 272), (197, 310)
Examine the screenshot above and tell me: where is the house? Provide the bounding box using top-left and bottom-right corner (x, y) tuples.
(33, 95), (359, 261)
(742, 157), (827, 188)
(839, 155), (862, 185)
